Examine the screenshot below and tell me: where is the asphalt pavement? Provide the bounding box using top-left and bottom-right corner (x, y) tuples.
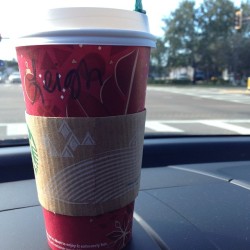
(1, 83), (250, 139)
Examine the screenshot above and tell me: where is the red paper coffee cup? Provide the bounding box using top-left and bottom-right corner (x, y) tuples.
(15, 7), (155, 250)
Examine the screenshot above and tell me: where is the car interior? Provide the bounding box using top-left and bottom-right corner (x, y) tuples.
(1, 0), (250, 250)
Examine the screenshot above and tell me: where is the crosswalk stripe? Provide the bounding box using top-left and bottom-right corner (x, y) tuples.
(200, 120), (250, 135)
(1, 120), (250, 136)
(145, 121), (183, 133)
(6, 123), (27, 136)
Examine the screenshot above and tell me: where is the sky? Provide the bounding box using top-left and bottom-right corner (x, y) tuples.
(0, 0), (241, 60)
(0, 0), (182, 60)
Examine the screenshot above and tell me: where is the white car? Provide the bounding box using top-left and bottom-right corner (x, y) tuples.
(8, 71), (21, 83)
(0, 72), (5, 83)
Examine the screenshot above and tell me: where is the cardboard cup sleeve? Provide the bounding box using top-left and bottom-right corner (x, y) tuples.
(26, 110), (146, 216)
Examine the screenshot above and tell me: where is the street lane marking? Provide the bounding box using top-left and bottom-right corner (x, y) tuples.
(145, 121), (183, 133)
(200, 120), (250, 135)
(146, 119), (250, 124)
(147, 86), (250, 104)
(5, 123), (27, 136)
(2, 120), (250, 136)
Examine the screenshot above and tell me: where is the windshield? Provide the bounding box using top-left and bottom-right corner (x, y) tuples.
(0, 0), (248, 144)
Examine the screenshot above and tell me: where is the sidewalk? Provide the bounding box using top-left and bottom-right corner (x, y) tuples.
(219, 87), (250, 95)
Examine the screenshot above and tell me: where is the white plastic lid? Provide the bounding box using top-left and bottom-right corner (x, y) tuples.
(16, 7), (156, 47)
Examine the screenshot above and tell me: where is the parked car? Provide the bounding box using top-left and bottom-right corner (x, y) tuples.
(0, 71), (9, 83)
(194, 70), (206, 81)
(0, 72), (5, 83)
(8, 71), (21, 83)
(177, 73), (190, 80)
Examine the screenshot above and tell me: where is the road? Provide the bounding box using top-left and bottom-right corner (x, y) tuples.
(1, 83), (250, 139)
(146, 85), (250, 135)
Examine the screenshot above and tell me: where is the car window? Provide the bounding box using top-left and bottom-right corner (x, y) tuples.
(0, 0), (247, 145)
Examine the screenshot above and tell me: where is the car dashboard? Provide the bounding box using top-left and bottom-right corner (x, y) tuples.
(1, 135), (250, 249)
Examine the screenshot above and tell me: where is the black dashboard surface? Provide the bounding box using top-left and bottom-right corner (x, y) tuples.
(1, 160), (250, 249)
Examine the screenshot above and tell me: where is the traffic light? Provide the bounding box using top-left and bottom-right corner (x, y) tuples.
(235, 10), (242, 30)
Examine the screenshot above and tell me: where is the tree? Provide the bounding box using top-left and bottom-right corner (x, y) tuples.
(198, 0), (235, 76)
(163, 0), (199, 69)
(150, 38), (168, 77)
(155, 0), (250, 84)
(162, 0), (239, 80)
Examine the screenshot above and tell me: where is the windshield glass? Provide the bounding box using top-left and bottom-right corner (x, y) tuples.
(0, 0), (248, 143)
